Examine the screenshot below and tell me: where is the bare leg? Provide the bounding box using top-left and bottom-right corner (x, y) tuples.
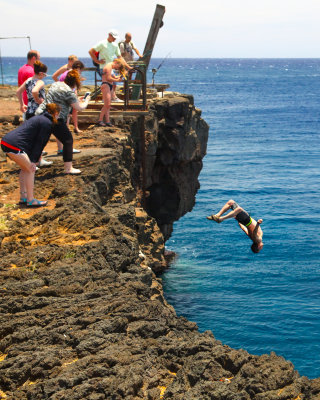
(111, 84), (116, 100)
(99, 84), (111, 123)
(217, 199), (244, 222)
(19, 169), (35, 202)
(207, 199), (242, 223)
(8, 153), (35, 202)
(72, 108), (82, 133)
(215, 199), (236, 217)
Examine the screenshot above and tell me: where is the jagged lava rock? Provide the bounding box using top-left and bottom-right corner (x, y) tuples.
(0, 94), (319, 399)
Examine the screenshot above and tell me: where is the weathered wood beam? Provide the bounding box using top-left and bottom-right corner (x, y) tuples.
(140, 4), (165, 69)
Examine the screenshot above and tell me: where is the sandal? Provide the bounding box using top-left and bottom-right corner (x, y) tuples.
(19, 192), (27, 205)
(27, 199), (48, 208)
(206, 214), (221, 223)
(97, 121), (107, 127)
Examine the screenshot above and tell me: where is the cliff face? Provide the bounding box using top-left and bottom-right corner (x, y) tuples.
(0, 94), (319, 399)
(144, 95), (209, 240)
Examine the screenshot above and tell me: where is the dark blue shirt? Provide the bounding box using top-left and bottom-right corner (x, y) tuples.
(1, 112), (53, 163)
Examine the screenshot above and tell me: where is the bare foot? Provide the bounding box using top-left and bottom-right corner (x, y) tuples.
(206, 214), (221, 223)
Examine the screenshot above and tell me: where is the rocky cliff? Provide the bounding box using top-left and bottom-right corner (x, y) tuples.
(0, 93), (319, 399)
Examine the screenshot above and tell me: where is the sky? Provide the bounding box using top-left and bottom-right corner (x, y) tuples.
(0, 0), (320, 58)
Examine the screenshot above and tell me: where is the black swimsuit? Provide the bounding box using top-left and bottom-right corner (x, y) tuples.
(231, 201), (252, 227)
(101, 82), (113, 91)
(236, 211), (252, 227)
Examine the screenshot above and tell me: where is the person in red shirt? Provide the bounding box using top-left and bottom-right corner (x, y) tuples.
(17, 50), (40, 106)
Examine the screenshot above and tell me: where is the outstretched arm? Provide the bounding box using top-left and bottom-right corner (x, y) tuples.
(71, 97), (91, 112)
(133, 46), (142, 58)
(252, 219), (263, 241)
(117, 56), (133, 71)
(52, 65), (68, 82)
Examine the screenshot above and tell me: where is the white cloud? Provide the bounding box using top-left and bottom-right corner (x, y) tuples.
(0, 0), (319, 57)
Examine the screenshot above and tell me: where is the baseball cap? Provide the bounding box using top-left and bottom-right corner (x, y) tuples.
(109, 30), (119, 39)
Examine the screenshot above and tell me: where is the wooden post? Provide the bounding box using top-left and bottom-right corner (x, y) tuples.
(140, 4), (165, 70)
(140, 115), (146, 208)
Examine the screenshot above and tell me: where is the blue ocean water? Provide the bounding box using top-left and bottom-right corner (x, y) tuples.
(158, 59), (320, 380)
(1, 58), (319, 379)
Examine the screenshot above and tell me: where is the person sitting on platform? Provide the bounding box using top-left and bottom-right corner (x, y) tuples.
(119, 32), (142, 62)
(0, 103), (60, 207)
(97, 59), (127, 127)
(207, 199), (264, 253)
(52, 55), (78, 82)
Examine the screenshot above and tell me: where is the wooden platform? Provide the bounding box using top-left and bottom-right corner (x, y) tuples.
(78, 100), (149, 123)
(147, 83), (170, 97)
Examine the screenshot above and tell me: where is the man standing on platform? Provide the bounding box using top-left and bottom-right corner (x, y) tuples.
(119, 33), (142, 62)
(17, 50), (40, 106)
(88, 30), (132, 101)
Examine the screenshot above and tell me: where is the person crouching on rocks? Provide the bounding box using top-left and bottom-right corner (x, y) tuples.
(0, 103), (60, 207)
(36, 70), (90, 174)
(97, 59), (127, 127)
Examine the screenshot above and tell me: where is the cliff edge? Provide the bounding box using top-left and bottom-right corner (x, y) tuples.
(0, 92), (319, 399)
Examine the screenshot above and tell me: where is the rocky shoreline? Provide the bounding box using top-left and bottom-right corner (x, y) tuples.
(0, 89), (319, 399)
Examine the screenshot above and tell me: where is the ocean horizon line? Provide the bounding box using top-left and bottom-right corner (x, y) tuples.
(1, 56), (320, 60)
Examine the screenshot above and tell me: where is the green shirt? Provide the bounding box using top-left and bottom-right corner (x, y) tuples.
(93, 40), (121, 68)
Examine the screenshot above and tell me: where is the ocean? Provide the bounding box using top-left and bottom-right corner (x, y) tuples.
(1, 57), (320, 379)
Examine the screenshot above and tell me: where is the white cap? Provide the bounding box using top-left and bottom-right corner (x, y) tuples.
(109, 30), (119, 39)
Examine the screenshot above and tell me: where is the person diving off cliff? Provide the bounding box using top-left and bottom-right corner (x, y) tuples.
(207, 199), (264, 253)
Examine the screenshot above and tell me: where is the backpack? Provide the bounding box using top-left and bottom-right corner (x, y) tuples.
(119, 41), (134, 57)
(92, 51), (100, 68)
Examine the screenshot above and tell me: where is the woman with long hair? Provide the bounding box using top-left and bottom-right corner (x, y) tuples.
(16, 60), (48, 120)
(58, 60), (85, 134)
(16, 60), (53, 168)
(0, 104), (60, 207)
(98, 59), (126, 127)
(36, 70), (90, 174)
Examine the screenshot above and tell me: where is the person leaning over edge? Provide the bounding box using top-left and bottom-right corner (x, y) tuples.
(58, 60), (85, 135)
(88, 29), (132, 101)
(0, 103), (60, 207)
(207, 199), (264, 253)
(35, 70), (90, 175)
